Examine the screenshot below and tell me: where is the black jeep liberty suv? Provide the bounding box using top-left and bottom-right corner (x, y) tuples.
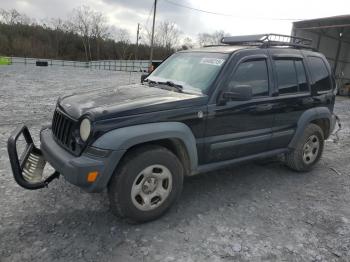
(8, 34), (337, 223)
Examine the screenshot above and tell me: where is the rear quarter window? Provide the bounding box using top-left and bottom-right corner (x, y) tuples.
(308, 56), (331, 91)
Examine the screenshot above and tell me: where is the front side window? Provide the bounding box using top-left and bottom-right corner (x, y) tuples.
(308, 56), (331, 91)
(228, 59), (269, 97)
(149, 52), (228, 93)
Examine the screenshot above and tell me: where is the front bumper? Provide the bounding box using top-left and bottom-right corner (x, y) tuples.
(7, 125), (60, 190)
(40, 128), (125, 192)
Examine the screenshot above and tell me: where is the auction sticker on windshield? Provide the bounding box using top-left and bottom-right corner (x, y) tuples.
(200, 58), (225, 66)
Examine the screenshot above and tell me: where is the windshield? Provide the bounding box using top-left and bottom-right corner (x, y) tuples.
(148, 52), (228, 93)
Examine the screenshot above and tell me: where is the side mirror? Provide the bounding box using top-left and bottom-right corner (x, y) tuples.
(141, 74), (149, 83)
(222, 84), (253, 102)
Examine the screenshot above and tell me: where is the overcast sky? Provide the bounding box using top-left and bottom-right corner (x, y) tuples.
(1, 0), (349, 43)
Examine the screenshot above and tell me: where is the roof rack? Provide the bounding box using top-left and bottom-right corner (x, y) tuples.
(221, 34), (313, 49)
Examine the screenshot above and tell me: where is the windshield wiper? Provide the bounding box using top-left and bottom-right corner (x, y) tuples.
(158, 81), (183, 93)
(148, 79), (183, 93)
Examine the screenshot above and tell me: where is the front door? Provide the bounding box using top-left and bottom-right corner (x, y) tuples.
(204, 50), (275, 163)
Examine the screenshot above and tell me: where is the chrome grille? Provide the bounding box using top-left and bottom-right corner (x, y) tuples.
(52, 109), (75, 148)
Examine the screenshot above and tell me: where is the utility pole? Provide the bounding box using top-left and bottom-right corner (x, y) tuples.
(149, 0), (157, 71)
(135, 23), (140, 60)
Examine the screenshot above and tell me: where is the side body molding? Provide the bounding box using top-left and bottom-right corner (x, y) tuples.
(92, 122), (198, 172)
(288, 107), (332, 149)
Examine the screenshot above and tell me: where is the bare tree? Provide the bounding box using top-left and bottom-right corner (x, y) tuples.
(158, 21), (180, 51)
(198, 33), (212, 47)
(69, 6), (91, 61)
(47, 18), (68, 31)
(46, 18), (69, 58)
(142, 20), (181, 51)
(0, 7), (180, 61)
(212, 30), (225, 44)
(114, 28), (130, 43)
(91, 13), (109, 39)
(198, 30), (226, 46)
(142, 27), (160, 47)
(110, 27), (131, 59)
(91, 12), (109, 59)
(0, 8), (32, 25)
(0, 9), (20, 24)
(69, 6), (108, 61)
(181, 36), (195, 50)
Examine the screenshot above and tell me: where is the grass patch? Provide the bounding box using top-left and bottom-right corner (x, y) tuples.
(0, 57), (11, 65)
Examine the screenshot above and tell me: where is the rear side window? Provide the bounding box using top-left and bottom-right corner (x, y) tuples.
(274, 59), (309, 94)
(308, 56), (331, 91)
(229, 59), (269, 97)
(274, 60), (298, 94)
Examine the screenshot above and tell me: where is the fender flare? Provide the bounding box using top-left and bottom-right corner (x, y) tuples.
(288, 107), (332, 149)
(92, 122), (198, 172)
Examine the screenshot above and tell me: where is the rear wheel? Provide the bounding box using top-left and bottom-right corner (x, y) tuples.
(285, 124), (324, 172)
(108, 145), (184, 223)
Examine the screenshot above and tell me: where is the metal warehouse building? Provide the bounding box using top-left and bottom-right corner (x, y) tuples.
(292, 15), (350, 92)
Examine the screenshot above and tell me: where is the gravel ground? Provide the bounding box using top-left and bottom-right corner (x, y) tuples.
(1, 64), (350, 262)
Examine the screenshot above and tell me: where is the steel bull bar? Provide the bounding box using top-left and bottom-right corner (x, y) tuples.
(7, 125), (59, 190)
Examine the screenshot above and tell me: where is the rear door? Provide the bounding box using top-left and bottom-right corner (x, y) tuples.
(267, 49), (314, 150)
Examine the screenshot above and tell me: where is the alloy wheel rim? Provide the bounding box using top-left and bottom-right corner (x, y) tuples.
(302, 135), (320, 164)
(131, 165), (172, 211)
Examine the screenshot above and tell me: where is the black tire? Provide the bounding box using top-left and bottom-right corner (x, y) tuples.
(285, 123), (324, 172)
(108, 145), (184, 223)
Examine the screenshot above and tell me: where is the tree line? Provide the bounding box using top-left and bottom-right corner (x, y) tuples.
(0, 7), (227, 61)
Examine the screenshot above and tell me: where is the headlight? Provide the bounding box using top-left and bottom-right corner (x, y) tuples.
(80, 118), (91, 141)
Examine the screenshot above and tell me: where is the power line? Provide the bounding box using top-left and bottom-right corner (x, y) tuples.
(163, 0), (304, 21)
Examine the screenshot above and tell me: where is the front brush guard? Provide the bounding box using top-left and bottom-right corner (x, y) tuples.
(7, 125), (59, 190)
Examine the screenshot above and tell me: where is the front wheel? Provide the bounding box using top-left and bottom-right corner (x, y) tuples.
(285, 124), (324, 172)
(108, 145), (184, 223)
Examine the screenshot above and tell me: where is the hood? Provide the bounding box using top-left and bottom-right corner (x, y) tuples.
(58, 84), (206, 120)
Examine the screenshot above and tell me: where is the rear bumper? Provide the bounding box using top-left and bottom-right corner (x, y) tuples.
(40, 128), (125, 192)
